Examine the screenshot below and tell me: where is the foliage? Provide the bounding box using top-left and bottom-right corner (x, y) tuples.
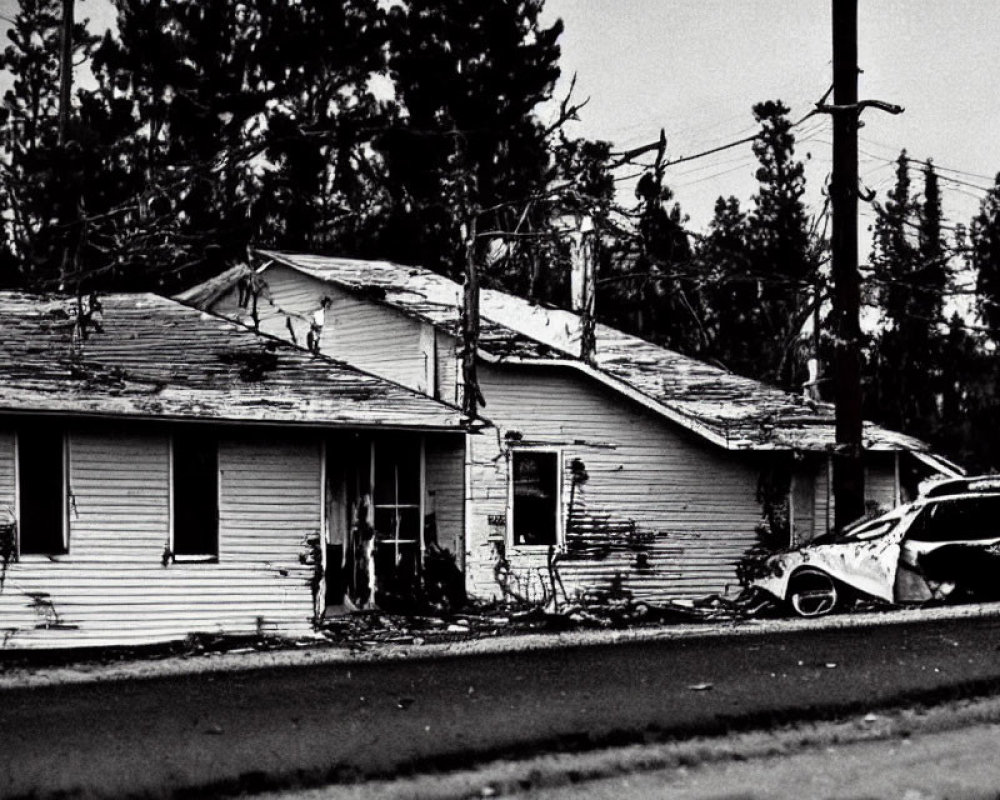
(82, 0), (393, 291)
(864, 153), (950, 443)
(604, 169), (701, 353)
(371, 0), (563, 280)
(0, 0), (608, 304)
(689, 101), (823, 389)
(0, 0), (98, 289)
(754, 462), (791, 550)
(972, 174), (1000, 335)
(422, 543), (467, 613)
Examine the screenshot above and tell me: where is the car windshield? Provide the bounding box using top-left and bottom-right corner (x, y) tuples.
(840, 517), (898, 541)
(819, 504), (919, 544)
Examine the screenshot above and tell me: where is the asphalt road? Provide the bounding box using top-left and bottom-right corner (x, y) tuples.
(4, 616), (1000, 798)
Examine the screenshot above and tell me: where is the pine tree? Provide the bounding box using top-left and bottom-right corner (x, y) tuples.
(745, 100), (815, 389)
(865, 153), (950, 440)
(373, 0), (564, 281)
(935, 313), (1000, 470)
(971, 173), (1000, 336)
(696, 195), (758, 373)
(79, 0), (391, 290)
(0, 0), (97, 288)
(916, 159), (948, 324)
(689, 101), (820, 388)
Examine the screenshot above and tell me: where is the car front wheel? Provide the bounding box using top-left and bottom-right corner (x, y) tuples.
(787, 568), (839, 617)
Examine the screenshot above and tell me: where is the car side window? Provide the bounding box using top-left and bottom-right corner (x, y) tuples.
(906, 497), (1000, 543)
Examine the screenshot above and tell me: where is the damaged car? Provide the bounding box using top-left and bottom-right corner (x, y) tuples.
(752, 476), (1000, 617)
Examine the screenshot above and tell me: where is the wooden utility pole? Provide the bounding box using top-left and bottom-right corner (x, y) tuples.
(830, 0), (865, 529)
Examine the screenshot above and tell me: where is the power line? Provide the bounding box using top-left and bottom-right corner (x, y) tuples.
(856, 135), (999, 184)
(610, 88), (832, 173)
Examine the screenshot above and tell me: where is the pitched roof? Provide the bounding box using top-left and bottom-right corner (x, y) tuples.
(0, 291), (465, 430)
(183, 250), (936, 454)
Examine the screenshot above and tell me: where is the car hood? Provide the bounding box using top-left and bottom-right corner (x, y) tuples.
(753, 528), (906, 604)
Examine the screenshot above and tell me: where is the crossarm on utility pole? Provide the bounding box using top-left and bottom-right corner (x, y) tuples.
(815, 100), (905, 116)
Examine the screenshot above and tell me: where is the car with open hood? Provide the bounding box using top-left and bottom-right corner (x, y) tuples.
(752, 476), (1000, 617)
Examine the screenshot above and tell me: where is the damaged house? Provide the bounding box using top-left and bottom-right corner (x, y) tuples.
(181, 251), (961, 606)
(0, 292), (469, 648)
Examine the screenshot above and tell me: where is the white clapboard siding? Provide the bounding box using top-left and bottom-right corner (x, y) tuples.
(813, 453), (900, 537)
(465, 364), (763, 602)
(0, 431), (14, 509)
(425, 434), (465, 565)
(791, 466), (815, 545)
(0, 427), (319, 649)
(865, 453), (899, 512)
(216, 265), (429, 393)
(435, 330), (460, 406)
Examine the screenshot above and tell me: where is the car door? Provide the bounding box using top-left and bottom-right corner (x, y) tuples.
(901, 495), (1000, 596)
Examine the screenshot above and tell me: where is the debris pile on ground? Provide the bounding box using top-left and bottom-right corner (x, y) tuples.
(316, 589), (782, 648)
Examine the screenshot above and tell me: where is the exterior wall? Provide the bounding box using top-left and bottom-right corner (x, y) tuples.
(424, 434), (465, 566)
(436, 329), (461, 407)
(866, 453), (900, 512)
(0, 431), (13, 512)
(214, 275), (466, 565)
(206, 268), (914, 600)
(215, 265), (430, 394)
(0, 422), (320, 649)
(465, 364), (764, 603)
(808, 453), (901, 543)
(790, 464), (817, 546)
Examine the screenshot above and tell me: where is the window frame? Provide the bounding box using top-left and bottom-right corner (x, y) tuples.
(507, 447), (564, 550)
(14, 428), (70, 558)
(370, 437), (426, 555)
(169, 433), (220, 563)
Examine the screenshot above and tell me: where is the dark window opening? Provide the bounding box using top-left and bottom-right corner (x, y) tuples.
(372, 441), (423, 608)
(512, 451), (559, 546)
(172, 434), (218, 559)
(18, 427), (67, 556)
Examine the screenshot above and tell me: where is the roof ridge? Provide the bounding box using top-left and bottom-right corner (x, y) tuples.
(230, 250), (930, 453)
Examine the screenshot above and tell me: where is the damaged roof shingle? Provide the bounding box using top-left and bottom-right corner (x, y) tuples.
(0, 291), (465, 430)
(185, 250), (932, 453)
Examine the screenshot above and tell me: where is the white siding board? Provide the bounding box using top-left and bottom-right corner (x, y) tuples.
(425, 435), (465, 563)
(0, 431), (17, 511)
(435, 331), (460, 406)
(221, 265), (429, 393)
(811, 453), (903, 541)
(465, 364), (763, 602)
(0, 428), (321, 649)
(865, 455), (898, 513)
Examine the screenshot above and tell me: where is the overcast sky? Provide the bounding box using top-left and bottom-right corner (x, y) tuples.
(541, 0), (1000, 241)
(3, 0), (998, 244)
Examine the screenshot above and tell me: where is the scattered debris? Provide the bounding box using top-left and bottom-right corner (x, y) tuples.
(313, 589), (782, 649)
